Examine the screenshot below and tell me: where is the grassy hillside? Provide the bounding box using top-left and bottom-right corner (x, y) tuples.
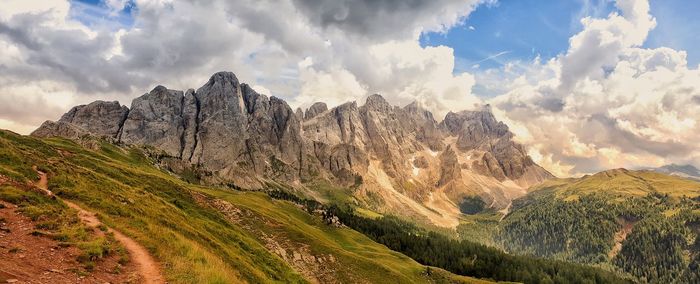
(0, 130), (486, 283)
(533, 168), (700, 199)
(498, 169), (700, 283)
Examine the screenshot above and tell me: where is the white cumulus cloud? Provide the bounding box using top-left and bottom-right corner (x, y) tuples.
(487, 0), (700, 176)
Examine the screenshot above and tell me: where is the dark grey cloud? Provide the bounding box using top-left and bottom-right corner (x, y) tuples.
(693, 95), (700, 105)
(221, 1), (326, 57)
(0, 13), (147, 94)
(292, 0), (482, 41)
(0, 1), (281, 99)
(537, 97), (565, 112)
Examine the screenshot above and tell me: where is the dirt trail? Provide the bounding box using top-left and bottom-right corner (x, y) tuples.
(33, 167), (166, 284)
(1, 199), (140, 283)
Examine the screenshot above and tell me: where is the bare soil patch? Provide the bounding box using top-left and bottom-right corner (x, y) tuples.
(0, 200), (140, 283)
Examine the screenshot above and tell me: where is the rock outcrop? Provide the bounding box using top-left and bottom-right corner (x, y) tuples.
(32, 71), (554, 227)
(119, 86), (185, 157)
(34, 101), (129, 139)
(438, 146), (461, 187)
(440, 106), (543, 182)
(32, 120), (89, 140)
(304, 102), (328, 120)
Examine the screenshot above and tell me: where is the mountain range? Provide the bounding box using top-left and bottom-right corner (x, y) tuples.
(645, 164), (700, 181)
(32, 71), (552, 227)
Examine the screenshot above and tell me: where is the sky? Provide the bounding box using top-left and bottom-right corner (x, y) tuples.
(0, 0), (699, 177)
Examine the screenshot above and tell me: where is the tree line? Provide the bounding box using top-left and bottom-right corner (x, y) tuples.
(267, 189), (630, 283)
(497, 191), (700, 283)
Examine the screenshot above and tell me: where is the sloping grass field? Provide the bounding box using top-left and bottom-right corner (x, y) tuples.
(0, 130), (487, 283)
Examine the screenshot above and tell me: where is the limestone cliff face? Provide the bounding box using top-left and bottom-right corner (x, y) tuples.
(440, 107), (544, 183)
(32, 71), (553, 227)
(189, 72), (249, 172)
(120, 86), (185, 157)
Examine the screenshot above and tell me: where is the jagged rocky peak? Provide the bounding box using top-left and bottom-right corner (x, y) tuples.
(120, 85), (185, 157)
(431, 104), (554, 184)
(303, 101), (363, 146)
(364, 94), (392, 112)
(180, 89), (199, 161)
(62, 101), (130, 138)
(400, 101), (443, 151)
(403, 101), (435, 121)
(195, 71), (245, 120)
(206, 71), (240, 88)
(32, 100), (129, 139)
(442, 105), (506, 135)
(441, 105), (510, 151)
(304, 102), (328, 120)
(32, 71), (304, 185)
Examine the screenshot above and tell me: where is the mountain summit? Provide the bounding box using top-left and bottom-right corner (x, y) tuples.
(32, 71), (552, 227)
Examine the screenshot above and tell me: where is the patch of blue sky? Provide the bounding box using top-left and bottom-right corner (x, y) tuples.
(66, 0), (698, 69)
(422, 0), (699, 73)
(69, 0), (137, 30)
(420, 0), (615, 72)
(645, 0), (700, 67)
